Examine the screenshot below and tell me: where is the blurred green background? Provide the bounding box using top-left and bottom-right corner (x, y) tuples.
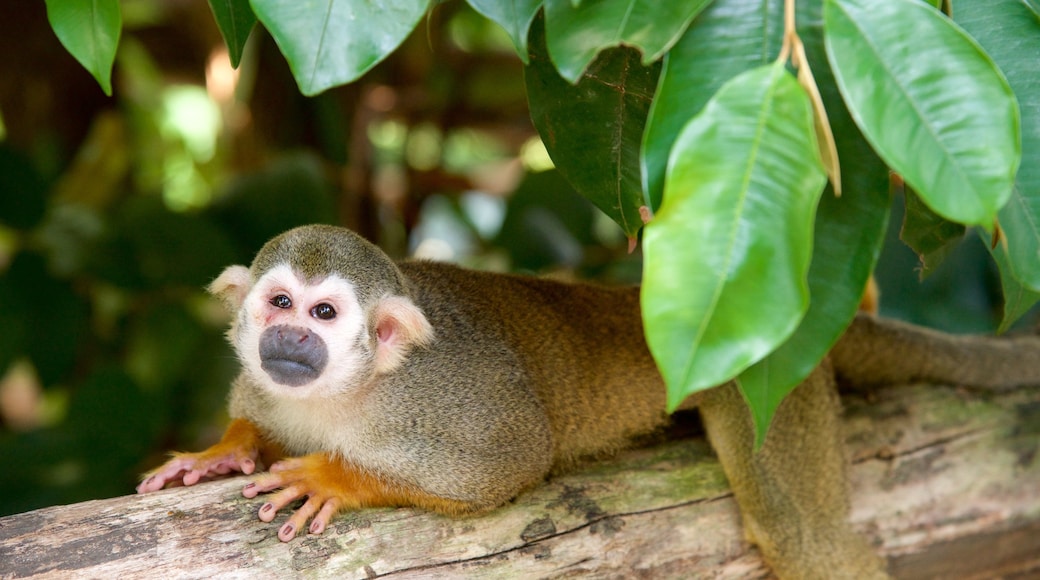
(0, 0), (1029, 517)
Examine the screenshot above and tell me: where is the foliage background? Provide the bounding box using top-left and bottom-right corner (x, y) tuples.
(0, 0), (1031, 516)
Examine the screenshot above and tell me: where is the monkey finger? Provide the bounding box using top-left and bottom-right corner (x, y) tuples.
(308, 497), (341, 535)
(242, 469), (294, 499)
(256, 485), (306, 523)
(279, 496), (324, 542)
(137, 457), (198, 493)
(182, 469), (205, 487)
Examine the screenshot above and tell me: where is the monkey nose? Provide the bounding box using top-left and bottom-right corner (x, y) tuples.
(258, 325), (329, 386)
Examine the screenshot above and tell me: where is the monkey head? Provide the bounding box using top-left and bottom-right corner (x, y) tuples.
(208, 226), (434, 400)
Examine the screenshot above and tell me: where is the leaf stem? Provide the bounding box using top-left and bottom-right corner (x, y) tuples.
(779, 0), (842, 195)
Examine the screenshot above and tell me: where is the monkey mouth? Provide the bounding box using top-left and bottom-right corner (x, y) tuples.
(258, 324), (329, 387)
(261, 358), (322, 386)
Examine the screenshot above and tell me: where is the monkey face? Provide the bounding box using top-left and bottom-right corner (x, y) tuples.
(225, 263), (375, 400)
(209, 248), (435, 403)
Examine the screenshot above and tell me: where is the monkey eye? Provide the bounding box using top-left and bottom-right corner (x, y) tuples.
(270, 295), (292, 309)
(311, 303), (337, 320)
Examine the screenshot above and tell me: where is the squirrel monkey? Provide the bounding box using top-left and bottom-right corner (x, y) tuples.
(137, 225), (1040, 578)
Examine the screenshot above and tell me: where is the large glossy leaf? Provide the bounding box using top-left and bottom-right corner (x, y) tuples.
(526, 18), (659, 238)
(955, 1), (1040, 295)
(251, 0), (430, 96)
(642, 62), (827, 410)
(641, 0), (784, 212)
(208, 0), (257, 68)
(824, 0), (1020, 226)
(737, 0), (890, 447)
(45, 0), (122, 96)
(543, 0), (712, 83)
(466, 0), (542, 63)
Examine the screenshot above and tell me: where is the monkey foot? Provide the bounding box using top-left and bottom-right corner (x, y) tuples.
(136, 445), (259, 493)
(244, 454), (483, 542)
(243, 453), (383, 542)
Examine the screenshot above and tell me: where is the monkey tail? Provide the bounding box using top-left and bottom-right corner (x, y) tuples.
(831, 313), (1040, 391)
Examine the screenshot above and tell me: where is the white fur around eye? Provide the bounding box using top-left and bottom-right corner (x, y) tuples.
(234, 264), (374, 401)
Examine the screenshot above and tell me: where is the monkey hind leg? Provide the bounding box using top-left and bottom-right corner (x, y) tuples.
(242, 452), (478, 542)
(699, 366), (889, 580)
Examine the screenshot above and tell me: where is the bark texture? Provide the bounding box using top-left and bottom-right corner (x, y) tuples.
(1, 383), (1038, 579)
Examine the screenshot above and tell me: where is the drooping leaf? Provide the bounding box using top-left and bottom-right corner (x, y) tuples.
(526, 17), (660, 238)
(737, 0), (890, 448)
(207, 0), (257, 68)
(900, 189), (966, 278)
(982, 229), (1040, 332)
(542, 0), (712, 83)
(641, 0), (784, 212)
(993, 189), (1040, 293)
(45, 0), (122, 95)
(466, 0), (542, 63)
(824, 0), (1020, 226)
(955, 0), (1040, 295)
(642, 62), (827, 410)
(251, 0), (431, 96)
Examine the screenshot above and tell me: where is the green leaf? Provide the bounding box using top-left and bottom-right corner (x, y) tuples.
(641, 0), (785, 212)
(207, 0), (257, 68)
(955, 1), (1040, 294)
(642, 62), (827, 410)
(45, 0), (122, 96)
(467, 0), (542, 63)
(824, 0), (1020, 226)
(251, 0), (431, 96)
(994, 189), (1040, 292)
(983, 229), (1040, 332)
(736, 0), (890, 448)
(525, 17), (660, 238)
(543, 0), (711, 83)
(900, 189), (966, 278)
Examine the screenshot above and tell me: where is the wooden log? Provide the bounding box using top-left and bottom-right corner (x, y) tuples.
(1, 382), (1038, 579)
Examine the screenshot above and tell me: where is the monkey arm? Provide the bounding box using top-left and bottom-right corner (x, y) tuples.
(136, 418), (281, 493)
(242, 452), (477, 542)
(832, 313), (1040, 391)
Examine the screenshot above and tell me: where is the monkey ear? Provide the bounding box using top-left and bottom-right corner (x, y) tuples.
(372, 296), (434, 374)
(208, 265), (252, 311)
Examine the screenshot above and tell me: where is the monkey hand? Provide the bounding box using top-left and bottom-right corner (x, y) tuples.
(137, 418), (265, 493)
(242, 453), (472, 542)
